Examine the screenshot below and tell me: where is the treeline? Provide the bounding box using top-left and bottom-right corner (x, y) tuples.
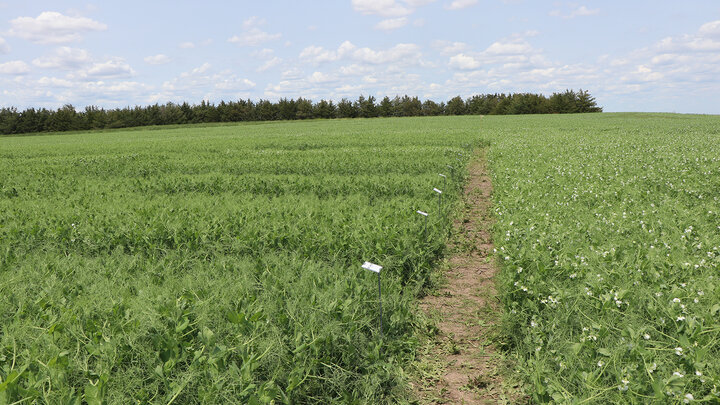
(0, 89), (601, 135)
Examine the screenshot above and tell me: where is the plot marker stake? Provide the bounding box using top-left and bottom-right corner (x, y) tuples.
(433, 188), (443, 214)
(362, 261), (384, 340)
(439, 173), (447, 190)
(417, 210), (428, 240)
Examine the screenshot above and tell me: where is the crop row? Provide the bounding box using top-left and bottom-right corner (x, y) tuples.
(0, 117), (480, 403)
(486, 114), (720, 403)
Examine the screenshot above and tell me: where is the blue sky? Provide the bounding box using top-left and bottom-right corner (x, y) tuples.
(1, 1), (719, 113)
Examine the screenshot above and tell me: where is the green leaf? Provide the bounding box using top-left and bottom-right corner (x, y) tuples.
(597, 348), (611, 357)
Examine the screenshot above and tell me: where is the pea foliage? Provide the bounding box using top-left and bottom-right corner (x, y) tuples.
(0, 117), (478, 403)
(487, 113), (720, 403)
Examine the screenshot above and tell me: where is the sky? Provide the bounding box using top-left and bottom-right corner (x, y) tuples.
(0, 1), (719, 114)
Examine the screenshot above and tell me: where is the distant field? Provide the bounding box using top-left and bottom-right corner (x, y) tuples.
(484, 113), (720, 402)
(3, 113), (720, 403)
(0, 117), (478, 403)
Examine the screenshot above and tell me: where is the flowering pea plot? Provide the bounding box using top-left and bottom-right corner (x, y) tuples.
(485, 113), (720, 403)
(0, 117), (478, 404)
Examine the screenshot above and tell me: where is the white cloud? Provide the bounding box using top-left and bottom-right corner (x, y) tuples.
(404, 0), (436, 6)
(185, 63), (211, 76)
(228, 16), (281, 46)
(0, 37), (9, 54)
(375, 17), (408, 31)
(152, 65), (256, 103)
(214, 77), (256, 91)
(252, 48), (275, 59)
(281, 68), (304, 80)
(339, 64), (373, 76)
(300, 41), (423, 67)
(265, 80), (311, 98)
(299, 41), (356, 63)
(448, 53), (481, 69)
(144, 54), (171, 65)
(179, 42), (195, 49)
(251, 48), (283, 72)
(32, 47), (91, 69)
(447, 34), (541, 71)
(352, 0), (412, 17)
(446, 0), (477, 10)
(0, 60), (30, 75)
(74, 58), (135, 79)
(656, 35), (720, 53)
(351, 0), (436, 17)
(257, 57), (282, 72)
(8, 11), (107, 44)
(619, 65), (664, 83)
(485, 39), (533, 55)
(84, 81), (146, 94)
(433, 18), (720, 102)
(308, 71), (337, 84)
(334, 84), (364, 95)
(614, 19), (720, 88)
(37, 76), (74, 87)
(353, 43), (422, 64)
(432, 40), (469, 55)
(550, 5), (599, 19)
(699, 20), (720, 36)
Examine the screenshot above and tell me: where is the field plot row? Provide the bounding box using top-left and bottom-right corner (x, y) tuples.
(0, 117), (480, 403)
(487, 113), (720, 403)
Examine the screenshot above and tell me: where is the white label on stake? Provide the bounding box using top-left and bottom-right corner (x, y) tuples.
(433, 188), (442, 194)
(447, 165), (454, 170)
(439, 174), (446, 178)
(416, 210), (428, 216)
(362, 261), (382, 273)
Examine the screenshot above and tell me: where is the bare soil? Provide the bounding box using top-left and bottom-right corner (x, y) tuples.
(414, 148), (510, 404)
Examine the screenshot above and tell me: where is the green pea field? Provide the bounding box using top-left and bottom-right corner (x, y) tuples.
(1, 113), (720, 403)
(0, 117), (476, 403)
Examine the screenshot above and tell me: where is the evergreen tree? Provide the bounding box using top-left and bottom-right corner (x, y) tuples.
(277, 98), (297, 120)
(313, 100), (336, 119)
(446, 96), (466, 115)
(48, 104), (79, 132)
(296, 98), (314, 119)
(0, 91), (603, 135)
(378, 96), (394, 117)
(576, 89), (602, 112)
(357, 95), (378, 118)
(421, 100), (443, 116)
(336, 99), (357, 118)
(257, 100), (277, 121)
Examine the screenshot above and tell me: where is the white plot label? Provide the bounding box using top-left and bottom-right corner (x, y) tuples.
(439, 174), (446, 178)
(433, 188), (442, 194)
(416, 210), (428, 216)
(362, 261), (383, 273)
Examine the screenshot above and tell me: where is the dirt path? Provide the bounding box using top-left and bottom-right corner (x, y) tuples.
(414, 148), (509, 404)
